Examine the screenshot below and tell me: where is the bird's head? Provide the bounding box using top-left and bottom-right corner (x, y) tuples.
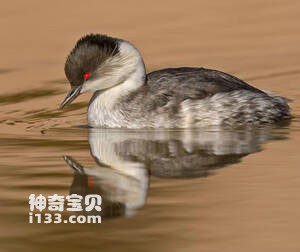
(60, 34), (144, 108)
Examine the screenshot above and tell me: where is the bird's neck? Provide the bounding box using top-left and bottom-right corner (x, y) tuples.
(94, 61), (145, 105)
(88, 63), (146, 127)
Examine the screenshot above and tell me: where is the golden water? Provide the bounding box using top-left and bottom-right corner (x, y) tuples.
(0, 1), (300, 251)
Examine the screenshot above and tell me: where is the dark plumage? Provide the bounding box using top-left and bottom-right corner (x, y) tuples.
(144, 67), (266, 105)
(117, 67), (290, 126)
(64, 34), (119, 86)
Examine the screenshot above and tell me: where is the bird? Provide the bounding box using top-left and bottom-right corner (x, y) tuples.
(60, 34), (291, 128)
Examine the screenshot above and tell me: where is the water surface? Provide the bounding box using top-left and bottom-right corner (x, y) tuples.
(0, 1), (300, 251)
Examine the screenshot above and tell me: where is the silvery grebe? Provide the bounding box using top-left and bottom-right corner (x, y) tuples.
(60, 34), (291, 128)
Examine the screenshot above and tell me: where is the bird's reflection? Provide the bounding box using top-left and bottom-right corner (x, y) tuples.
(64, 127), (287, 219)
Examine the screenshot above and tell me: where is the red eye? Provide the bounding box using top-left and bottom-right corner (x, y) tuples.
(84, 72), (91, 80)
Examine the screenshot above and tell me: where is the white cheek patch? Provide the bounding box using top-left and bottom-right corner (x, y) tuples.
(81, 41), (145, 94)
(81, 78), (111, 93)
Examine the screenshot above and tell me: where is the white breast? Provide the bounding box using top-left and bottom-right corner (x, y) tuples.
(87, 41), (146, 128)
(88, 91), (124, 128)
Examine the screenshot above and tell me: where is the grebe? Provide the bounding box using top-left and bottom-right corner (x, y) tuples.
(60, 34), (291, 128)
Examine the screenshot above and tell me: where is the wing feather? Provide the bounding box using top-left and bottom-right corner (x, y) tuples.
(146, 67), (265, 101)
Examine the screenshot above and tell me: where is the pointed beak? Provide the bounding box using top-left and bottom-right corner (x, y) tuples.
(60, 85), (82, 109)
(63, 155), (84, 174)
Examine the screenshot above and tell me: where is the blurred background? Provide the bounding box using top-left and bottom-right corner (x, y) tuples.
(0, 1), (300, 252)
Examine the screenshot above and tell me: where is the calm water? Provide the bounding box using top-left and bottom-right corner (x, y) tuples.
(1, 1), (300, 251)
